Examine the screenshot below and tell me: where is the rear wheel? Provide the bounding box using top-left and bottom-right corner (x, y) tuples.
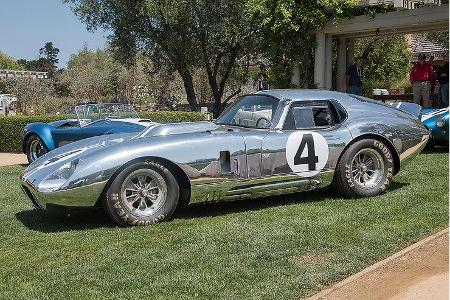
(25, 134), (48, 163)
(104, 161), (179, 226)
(332, 139), (394, 198)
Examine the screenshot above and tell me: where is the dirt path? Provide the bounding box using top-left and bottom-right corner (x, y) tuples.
(306, 228), (449, 300)
(0, 153), (27, 166)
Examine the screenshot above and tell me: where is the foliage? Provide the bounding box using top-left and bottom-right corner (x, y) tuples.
(0, 151), (447, 298)
(354, 35), (412, 93)
(39, 42), (60, 68)
(64, 0), (256, 117)
(246, 0), (357, 88)
(1, 78), (54, 114)
(60, 47), (122, 101)
(247, 1), (395, 88)
(0, 115), (62, 152)
(0, 111), (206, 152)
(139, 110), (206, 123)
(0, 52), (24, 70)
(17, 42), (60, 77)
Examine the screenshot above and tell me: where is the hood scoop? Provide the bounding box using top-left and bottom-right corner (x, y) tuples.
(138, 121), (218, 138)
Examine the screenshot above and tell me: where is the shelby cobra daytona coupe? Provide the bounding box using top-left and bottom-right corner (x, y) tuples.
(21, 90), (429, 226)
(22, 102), (154, 163)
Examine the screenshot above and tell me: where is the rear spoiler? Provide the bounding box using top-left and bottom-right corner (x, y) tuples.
(389, 102), (422, 119)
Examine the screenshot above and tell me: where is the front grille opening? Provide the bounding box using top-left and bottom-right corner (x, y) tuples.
(21, 185), (43, 209)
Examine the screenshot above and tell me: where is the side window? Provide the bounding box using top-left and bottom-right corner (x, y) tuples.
(283, 102), (334, 130)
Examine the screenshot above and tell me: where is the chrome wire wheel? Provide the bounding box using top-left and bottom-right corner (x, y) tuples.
(120, 169), (167, 217)
(29, 138), (46, 162)
(350, 148), (385, 189)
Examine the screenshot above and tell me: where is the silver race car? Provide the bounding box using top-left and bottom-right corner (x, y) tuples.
(21, 90), (429, 226)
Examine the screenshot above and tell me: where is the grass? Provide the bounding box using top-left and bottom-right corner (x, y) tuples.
(0, 149), (448, 300)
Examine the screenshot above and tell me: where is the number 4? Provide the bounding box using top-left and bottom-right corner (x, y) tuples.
(294, 134), (319, 171)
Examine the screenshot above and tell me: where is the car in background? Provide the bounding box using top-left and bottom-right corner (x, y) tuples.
(22, 103), (155, 163)
(21, 90), (430, 226)
(0, 94), (18, 116)
(421, 107), (449, 146)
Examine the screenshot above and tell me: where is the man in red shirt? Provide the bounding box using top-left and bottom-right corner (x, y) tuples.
(410, 54), (435, 108)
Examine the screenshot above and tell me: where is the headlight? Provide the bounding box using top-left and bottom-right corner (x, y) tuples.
(436, 118), (446, 128)
(39, 159), (79, 192)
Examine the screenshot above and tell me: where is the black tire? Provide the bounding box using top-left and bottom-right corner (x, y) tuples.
(332, 139), (395, 198)
(104, 161), (179, 226)
(25, 134), (48, 163)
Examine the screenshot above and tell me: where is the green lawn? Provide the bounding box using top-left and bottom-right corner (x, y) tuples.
(0, 150), (448, 300)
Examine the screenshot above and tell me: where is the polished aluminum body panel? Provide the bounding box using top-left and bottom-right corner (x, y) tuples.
(21, 90), (429, 209)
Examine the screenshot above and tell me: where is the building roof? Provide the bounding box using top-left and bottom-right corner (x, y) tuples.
(410, 35), (448, 57)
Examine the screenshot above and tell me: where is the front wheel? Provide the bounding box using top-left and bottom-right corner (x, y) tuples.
(25, 134), (48, 163)
(332, 139), (395, 198)
(104, 161), (179, 226)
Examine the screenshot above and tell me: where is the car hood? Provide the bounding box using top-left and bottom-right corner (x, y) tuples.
(25, 121), (219, 173)
(48, 119), (78, 128)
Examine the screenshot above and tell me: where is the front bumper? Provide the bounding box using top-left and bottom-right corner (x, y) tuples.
(21, 176), (106, 209)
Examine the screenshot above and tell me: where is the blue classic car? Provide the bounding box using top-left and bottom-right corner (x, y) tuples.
(421, 107), (449, 146)
(22, 103), (155, 163)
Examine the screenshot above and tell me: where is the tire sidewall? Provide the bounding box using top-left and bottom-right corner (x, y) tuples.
(105, 161), (179, 226)
(341, 139), (394, 197)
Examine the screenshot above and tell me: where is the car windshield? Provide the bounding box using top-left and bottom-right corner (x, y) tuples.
(75, 103), (139, 126)
(216, 95), (280, 128)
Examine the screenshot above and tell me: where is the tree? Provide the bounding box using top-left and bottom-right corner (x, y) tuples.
(60, 47), (119, 101)
(2, 78), (53, 114)
(39, 42), (60, 67)
(247, 0), (392, 88)
(354, 35), (411, 89)
(65, 0), (256, 117)
(0, 52), (24, 70)
(18, 42), (60, 77)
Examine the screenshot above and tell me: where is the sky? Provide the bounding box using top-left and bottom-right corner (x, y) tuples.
(0, 0), (109, 68)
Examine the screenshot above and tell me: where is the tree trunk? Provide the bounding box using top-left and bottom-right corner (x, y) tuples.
(178, 68), (198, 112)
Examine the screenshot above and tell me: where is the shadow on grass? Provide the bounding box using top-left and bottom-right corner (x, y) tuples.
(16, 207), (113, 233)
(422, 145), (449, 154)
(16, 183), (409, 233)
(175, 183), (409, 220)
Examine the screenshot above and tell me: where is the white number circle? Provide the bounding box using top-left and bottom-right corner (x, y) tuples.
(286, 131), (329, 177)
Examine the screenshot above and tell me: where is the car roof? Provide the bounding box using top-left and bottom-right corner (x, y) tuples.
(256, 89), (349, 101)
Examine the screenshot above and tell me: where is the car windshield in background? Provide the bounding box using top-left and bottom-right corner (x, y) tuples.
(75, 103), (139, 126)
(216, 95), (280, 128)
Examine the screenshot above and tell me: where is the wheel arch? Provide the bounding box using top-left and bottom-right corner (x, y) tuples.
(337, 133), (400, 175)
(97, 156), (191, 207)
(22, 124), (55, 153)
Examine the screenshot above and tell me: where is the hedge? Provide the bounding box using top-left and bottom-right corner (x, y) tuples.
(0, 111), (206, 153)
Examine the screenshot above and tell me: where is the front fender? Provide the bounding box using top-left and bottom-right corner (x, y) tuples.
(22, 123), (56, 152)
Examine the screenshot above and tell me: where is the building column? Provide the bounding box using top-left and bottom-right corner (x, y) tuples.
(337, 36), (347, 92)
(291, 64), (300, 87)
(346, 38), (355, 67)
(314, 32), (326, 89)
(325, 34), (333, 90)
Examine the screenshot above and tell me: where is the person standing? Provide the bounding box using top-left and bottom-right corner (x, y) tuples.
(257, 73), (269, 91)
(438, 54), (449, 107)
(345, 57), (364, 95)
(410, 54), (435, 108)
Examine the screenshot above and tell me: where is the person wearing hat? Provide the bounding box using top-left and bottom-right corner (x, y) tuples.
(409, 54), (435, 108)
